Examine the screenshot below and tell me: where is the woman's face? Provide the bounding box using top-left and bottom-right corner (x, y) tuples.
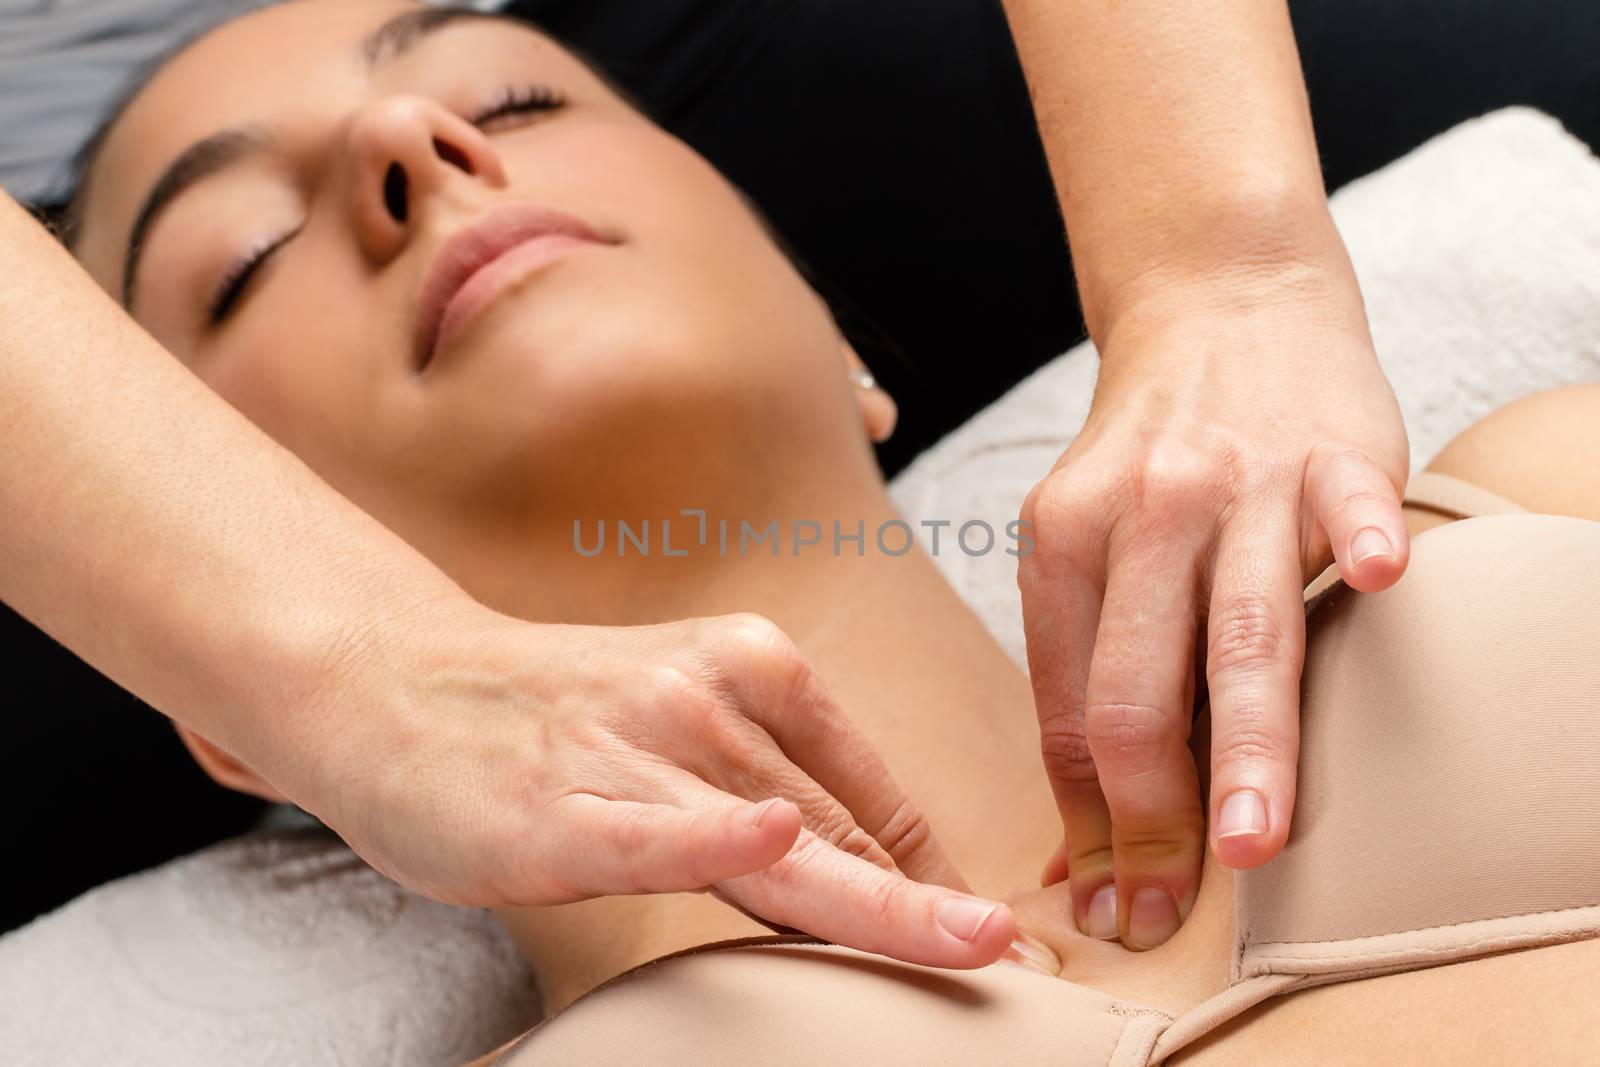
(73, 0), (879, 565)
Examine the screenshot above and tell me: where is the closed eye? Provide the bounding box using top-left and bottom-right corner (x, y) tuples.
(208, 228), (300, 325)
(204, 84), (563, 328)
(470, 84), (566, 129)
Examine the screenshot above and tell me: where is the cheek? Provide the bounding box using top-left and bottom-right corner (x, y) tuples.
(200, 287), (391, 485)
(203, 332), (349, 463)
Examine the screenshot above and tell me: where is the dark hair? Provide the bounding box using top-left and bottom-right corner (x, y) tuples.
(41, 1), (907, 387)
(46, 4), (578, 248)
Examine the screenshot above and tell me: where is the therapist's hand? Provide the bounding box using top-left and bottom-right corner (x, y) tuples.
(1017, 264), (1410, 949)
(295, 604), (1016, 969)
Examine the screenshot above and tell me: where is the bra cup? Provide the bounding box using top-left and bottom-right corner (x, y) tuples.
(1234, 513), (1600, 980)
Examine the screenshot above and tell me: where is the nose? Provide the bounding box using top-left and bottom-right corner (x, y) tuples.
(344, 95), (508, 263)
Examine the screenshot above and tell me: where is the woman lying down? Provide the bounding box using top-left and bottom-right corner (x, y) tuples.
(60, 2), (1600, 1062)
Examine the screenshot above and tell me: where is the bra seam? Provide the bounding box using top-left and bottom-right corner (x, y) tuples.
(1242, 899), (1600, 948)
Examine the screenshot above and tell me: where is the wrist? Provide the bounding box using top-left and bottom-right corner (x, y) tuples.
(1078, 185), (1351, 342)
(237, 550), (492, 814)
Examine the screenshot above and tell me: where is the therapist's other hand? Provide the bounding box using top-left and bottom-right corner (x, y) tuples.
(1017, 265), (1410, 949)
(296, 606), (1016, 969)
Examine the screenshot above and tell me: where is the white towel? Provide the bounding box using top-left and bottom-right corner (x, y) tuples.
(4, 107), (1599, 1065)
(890, 107), (1600, 670)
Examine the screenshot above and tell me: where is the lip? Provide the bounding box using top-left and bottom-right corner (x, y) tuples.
(413, 203), (617, 372)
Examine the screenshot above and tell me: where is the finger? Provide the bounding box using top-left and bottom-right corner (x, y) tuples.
(1304, 442), (1410, 592)
(1205, 504), (1306, 870)
(717, 827), (1017, 969)
(720, 618), (970, 892)
(680, 701), (908, 880)
(529, 791), (804, 900)
(1083, 544), (1205, 950)
(1016, 516), (1114, 932)
(1039, 838), (1070, 887)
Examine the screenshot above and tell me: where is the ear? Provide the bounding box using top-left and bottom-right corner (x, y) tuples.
(841, 342), (897, 444)
(175, 724), (290, 804)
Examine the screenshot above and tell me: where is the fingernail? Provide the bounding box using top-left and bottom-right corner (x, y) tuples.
(1084, 883), (1118, 940)
(1217, 790), (1268, 840)
(1001, 934), (1062, 976)
(1126, 887), (1181, 950)
(935, 896), (1002, 942)
(1350, 527), (1394, 566)
(735, 798), (782, 829)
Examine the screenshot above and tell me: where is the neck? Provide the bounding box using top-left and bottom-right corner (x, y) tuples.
(467, 467), (1062, 891)
(470, 461), (1237, 1010)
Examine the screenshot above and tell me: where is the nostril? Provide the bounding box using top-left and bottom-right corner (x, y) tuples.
(433, 137), (474, 175)
(383, 163), (409, 223)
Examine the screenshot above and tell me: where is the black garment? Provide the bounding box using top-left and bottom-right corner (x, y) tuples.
(5, 0), (1598, 933)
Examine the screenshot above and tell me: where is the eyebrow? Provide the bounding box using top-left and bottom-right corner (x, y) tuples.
(120, 6), (502, 311)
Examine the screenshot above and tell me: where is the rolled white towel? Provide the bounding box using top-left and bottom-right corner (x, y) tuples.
(4, 106), (1598, 1066)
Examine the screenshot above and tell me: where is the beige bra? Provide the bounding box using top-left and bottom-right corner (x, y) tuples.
(500, 470), (1600, 1065)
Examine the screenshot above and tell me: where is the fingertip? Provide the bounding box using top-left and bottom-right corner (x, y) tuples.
(1338, 523), (1410, 592)
(968, 901), (1018, 964)
(932, 896), (1016, 965)
(711, 799), (801, 877)
(1212, 830), (1268, 868)
(737, 796), (801, 841)
(1210, 786), (1289, 869)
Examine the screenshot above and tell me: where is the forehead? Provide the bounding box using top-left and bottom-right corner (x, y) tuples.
(75, 0), (541, 279)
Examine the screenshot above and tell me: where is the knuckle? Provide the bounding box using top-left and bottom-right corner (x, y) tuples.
(1213, 724), (1293, 772)
(611, 806), (654, 894)
(715, 613), (827, 718)
(1313, 443), (1375, 478)
(1083, 700), (1180, 775)
(1110, 833), (1199, 868)
(872, 799), (935, 866)
(720, 612), (795, 663)
(760, 831), (831, 900)
(1038, 713), (1099, 785)
(865, 871), (908, 934)
(1068, 841), (1115, 875)
(1327, 485), (1393, 524)
(1131, 442), (1228, 514)
(828, 820), (883, 864)
(1208, 598), (1288, 677)
(663, 675), (728, 741)
(642, 662), (708, 713)
(1020, 477), (1097, 565)
(1020, 478), (1072, 528)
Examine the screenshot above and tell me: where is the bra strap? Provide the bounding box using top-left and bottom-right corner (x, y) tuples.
(1302, 470), (1527, 620)
(1402, 469), (1528, 520)
(1146, 973), (1301, 1063)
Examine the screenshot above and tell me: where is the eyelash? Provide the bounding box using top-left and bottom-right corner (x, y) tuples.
(208, 229), (297, 325)
(205, 85), (566, 327)
(469, 84), (567, 127)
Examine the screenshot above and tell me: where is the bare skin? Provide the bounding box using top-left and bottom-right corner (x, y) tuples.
(496, 381), (1600, 1049)
(999, 0), (1412, 948)
(69, 0), (1055, 1007)
(67, 0), (1599, 1051)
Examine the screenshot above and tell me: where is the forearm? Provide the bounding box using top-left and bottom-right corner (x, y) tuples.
(0, 191), (469, 787)
(997, 0), (1349, 338)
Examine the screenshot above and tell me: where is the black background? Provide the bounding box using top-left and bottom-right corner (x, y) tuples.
(4, 0), (1597, 933)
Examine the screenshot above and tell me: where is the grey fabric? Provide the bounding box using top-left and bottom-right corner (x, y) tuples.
(0, 0), (494, 205)
(0, 0), (268, 203)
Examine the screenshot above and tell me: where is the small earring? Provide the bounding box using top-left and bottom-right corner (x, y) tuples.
(848, 367), (877, 391)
